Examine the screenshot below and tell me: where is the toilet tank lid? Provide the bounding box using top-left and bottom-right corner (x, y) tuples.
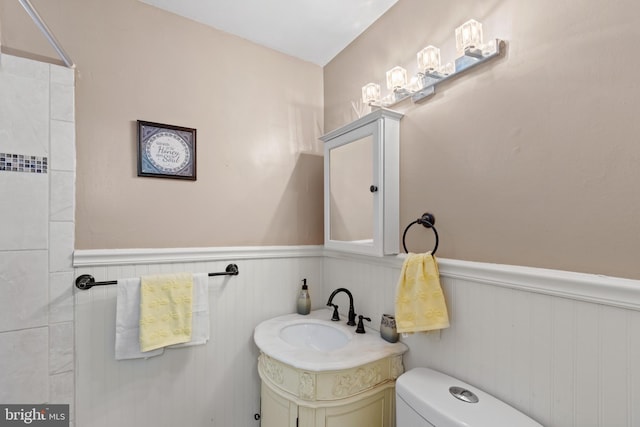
(396, 368), (543, 427)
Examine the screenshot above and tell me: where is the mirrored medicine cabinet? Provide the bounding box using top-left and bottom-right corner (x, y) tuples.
(320, 108), (403, 256)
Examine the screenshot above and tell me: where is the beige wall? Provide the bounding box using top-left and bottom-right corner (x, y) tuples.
(4, 0), (640, 279)
(0, 0), (324, 249)
(325, 0), (640, 280)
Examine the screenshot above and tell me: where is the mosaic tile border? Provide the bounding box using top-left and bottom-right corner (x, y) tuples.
(0, 153), (48, 174)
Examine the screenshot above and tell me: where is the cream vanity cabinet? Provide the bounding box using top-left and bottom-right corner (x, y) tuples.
(258, 353), (403, 427)
(320, 108), (403, 256)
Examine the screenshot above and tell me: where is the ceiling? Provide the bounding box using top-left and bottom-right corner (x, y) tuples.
(140, 0), (398, 66)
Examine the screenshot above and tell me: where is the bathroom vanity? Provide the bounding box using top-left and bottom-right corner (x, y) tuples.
(254, 310), (408, 427)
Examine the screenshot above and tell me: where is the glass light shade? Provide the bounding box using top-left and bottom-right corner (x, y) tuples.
(361, 83), (381, 104)
(440, 62), (455, 75)
(386, 66), (407, 89)
(407, 75), (422, 92)
(417, 46), (441, 72)
(482, 39), (498, 56)
(455, 19), (483, 56)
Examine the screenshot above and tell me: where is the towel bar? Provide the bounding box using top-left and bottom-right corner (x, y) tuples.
(75, 263), (239, 290)
(402, 213), (439, 255)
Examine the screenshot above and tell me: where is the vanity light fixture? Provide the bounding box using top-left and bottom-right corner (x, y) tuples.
(381, 66), (413, 105)
(386, 66), (407, 90)
(417, 45), (441, 73)
(360, 19), (505, 107)
(455, 19), (483, 57)
(416, 45), (446, 93)
(362, 83), (381, 104)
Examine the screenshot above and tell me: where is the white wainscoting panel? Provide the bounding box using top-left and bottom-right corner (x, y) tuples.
(323, 253), (640, 427)
(75, 247), (640, 427)
(74, 251), (323, 427)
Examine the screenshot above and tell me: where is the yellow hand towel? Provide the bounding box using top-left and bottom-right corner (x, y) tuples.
(139, 272), (193, 352)
(395, 253), (450, 333)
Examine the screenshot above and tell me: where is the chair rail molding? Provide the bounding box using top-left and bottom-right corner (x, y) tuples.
(75, 246), (640, 311)
(324, 250), (640, 311)
(73, 245), (325, 267)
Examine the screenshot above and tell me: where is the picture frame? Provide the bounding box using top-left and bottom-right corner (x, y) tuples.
(137, 120), (197, 180)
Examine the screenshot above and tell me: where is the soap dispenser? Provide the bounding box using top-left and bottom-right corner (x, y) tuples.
(297, 279), (311, 315)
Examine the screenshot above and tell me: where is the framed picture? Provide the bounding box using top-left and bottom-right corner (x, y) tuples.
(137, 120), (197, 180)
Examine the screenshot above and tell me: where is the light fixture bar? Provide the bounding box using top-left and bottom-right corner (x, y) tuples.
(411, 39), (504, 104)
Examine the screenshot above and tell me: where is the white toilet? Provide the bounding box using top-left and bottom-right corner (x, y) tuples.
(396, 368), (543, 427)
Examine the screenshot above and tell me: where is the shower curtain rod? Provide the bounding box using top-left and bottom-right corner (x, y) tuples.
(18, 0), (75, 68)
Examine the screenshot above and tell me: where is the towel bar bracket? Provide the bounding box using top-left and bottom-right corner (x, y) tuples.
(417, 213), (435, 229)
(212, 263), (239, 276)
(75, 274), (116, 290)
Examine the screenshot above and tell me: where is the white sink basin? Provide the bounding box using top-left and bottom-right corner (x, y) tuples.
(254, 309), (408, 371)
(279, 321), (351, 352)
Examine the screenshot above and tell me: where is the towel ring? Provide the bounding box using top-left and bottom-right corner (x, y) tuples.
(402, 212), (439, 255)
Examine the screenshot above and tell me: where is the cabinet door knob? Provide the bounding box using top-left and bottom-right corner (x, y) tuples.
(370, 185), (378, 193)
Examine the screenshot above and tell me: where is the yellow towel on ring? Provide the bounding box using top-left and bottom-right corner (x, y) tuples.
(395, 253), (449, 333)
(139, 272), (193, 352)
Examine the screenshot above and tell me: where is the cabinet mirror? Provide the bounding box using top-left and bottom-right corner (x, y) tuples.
(321, 109), (403, 256)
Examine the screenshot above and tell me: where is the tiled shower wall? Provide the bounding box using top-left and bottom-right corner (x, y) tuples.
(0, 54), (75, 420)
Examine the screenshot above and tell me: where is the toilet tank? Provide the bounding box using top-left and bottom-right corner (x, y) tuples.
(396, 368), (543, 427)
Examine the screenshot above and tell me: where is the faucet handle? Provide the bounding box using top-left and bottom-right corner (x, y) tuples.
(355, 315), (371, 334)
(329, 304), (340, 321)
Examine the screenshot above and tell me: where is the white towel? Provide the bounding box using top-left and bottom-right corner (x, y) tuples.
(169, 272), (210, 348)
(115, 278), (164, 360)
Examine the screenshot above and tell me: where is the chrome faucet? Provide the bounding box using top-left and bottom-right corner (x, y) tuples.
(326, 288), (356, 326)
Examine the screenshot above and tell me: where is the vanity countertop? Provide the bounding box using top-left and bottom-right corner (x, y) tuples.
(253, 309), (408, 372)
